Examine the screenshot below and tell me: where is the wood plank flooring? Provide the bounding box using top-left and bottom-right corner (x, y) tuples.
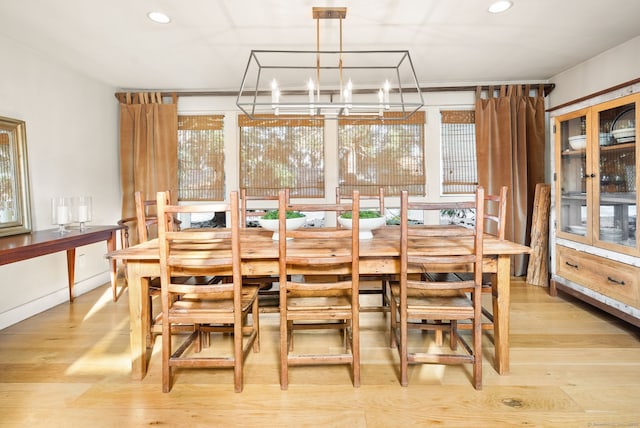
(1, 278), (639, 427)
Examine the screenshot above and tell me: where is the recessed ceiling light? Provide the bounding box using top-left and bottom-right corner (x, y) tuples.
(147, 11), (171, 24)
(488, 1), (513, 13)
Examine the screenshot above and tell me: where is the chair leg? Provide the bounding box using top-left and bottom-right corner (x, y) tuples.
(381, 281), (386, 307)
(146, 295), (154, 347)
(162, 321), (172, 393)
(252, 297), (260, 353)
(352, 320), (360, 387)
(288, 320), (294, 352)
(280, 312), (289, 390)
(433, 320), (444, 346)
(473, 319), (482, 390)
(193, 324), (203, 353)
(389, 297), (397, 348)
(399, 313), (409, 387)
(234, 319), (243, 393)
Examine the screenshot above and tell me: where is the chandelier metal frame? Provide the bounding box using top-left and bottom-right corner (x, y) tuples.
(236, 7), (424, 120)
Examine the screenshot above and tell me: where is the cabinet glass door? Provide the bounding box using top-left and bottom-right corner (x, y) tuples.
(558, 112), (590, 239)
(595, 101), (636, 249)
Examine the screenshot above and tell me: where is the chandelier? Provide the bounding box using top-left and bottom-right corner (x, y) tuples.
(236, 7), (424, 120)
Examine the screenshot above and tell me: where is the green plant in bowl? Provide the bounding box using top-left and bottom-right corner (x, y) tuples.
(261, 210), (305, 220)
(338, 210), (385, 240)
(259, 210), (306, 240)
(341, 210), (382, 219)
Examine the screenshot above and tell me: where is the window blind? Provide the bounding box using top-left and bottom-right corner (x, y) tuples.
(177, 115), (225, 201)
(338, 111), (425, 196)
(238, 114), (325, 198)
(441, 110), (477, 194)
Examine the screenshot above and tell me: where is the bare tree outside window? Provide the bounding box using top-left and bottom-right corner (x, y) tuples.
(239, 115), (325, 198)
(338, 112), (426, 196)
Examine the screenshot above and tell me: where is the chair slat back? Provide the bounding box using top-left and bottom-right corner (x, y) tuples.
(484, 186), (508, 240)
(400, 186), (485, 290)
(134, 191), (181, 244)
(278, 189), (360, 285)
(157, 191), (240, 296)
(336, 186), (385, 217)
(241, 188), (289, 227)
(134, 191), (158, 243)
(117, 216), (136, 249)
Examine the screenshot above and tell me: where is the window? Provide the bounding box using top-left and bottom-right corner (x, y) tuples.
(239, 115), (325, 198)
(177, 115), (225, 201)
(440, 110), (477, 194)
(338, 111), (425, 196)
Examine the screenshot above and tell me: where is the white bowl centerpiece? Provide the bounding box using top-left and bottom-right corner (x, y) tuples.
(337, 210), (386, 240)
(258, 210), (306, 240)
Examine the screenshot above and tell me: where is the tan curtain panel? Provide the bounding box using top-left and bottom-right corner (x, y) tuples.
(118, 92), (178, 245)
(475, 85), (546, 276)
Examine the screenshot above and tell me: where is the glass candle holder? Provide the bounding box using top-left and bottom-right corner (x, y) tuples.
(52, 196), (73, 233)
(73, 196), (92, 231)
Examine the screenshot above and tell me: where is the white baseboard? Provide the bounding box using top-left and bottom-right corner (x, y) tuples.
(0, 272), (111, 330)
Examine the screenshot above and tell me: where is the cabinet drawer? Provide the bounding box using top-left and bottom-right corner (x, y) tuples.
(556, 246), (639, 306)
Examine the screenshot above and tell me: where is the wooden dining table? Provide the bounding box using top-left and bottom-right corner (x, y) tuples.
(106, 225), (530, 380)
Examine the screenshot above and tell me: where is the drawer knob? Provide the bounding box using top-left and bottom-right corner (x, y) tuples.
(565, 261), (579, 269)
(607, 276), (625, 286)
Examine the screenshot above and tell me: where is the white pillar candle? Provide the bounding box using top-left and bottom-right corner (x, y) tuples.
(57, 206), (69, 224)
(77, 205), (89, 222)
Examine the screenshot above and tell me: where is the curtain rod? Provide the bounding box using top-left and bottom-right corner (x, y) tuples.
(546, 77), (640, 112)
(115, 83), (555, 100)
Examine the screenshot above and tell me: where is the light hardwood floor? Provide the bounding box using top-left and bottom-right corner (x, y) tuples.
(1, 278), (639, 427)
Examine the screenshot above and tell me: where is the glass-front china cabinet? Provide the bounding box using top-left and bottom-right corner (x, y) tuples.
(551, 91), (639, 327)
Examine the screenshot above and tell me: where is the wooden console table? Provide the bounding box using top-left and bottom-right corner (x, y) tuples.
(0, 225), (123, 302)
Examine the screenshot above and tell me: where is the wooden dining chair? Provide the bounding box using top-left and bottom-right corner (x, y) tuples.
(278, 189), (361, 389)
(133, 191), (190, 347)
(478, 185), (507, 328)
(455, 185), (508, 334)
(336, 186), (390, 312)
(240, 188), (290, 309)
(240, 188), (289, 227)
(157, 190), (260, 393)
(113, 192), (173, 304)
(389, 186), (485, 389)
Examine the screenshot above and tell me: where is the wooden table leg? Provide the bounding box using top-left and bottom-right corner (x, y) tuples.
(66, 248), (76, 302)
(127, 262), (150, 380)
(492, 254), (511, 374)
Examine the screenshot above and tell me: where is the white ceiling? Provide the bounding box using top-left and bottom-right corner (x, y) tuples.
(1, 0), (640, 92)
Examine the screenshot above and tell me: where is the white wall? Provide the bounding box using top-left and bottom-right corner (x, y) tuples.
(0, 34), (121, 329)
(549, 35), (640, 108)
